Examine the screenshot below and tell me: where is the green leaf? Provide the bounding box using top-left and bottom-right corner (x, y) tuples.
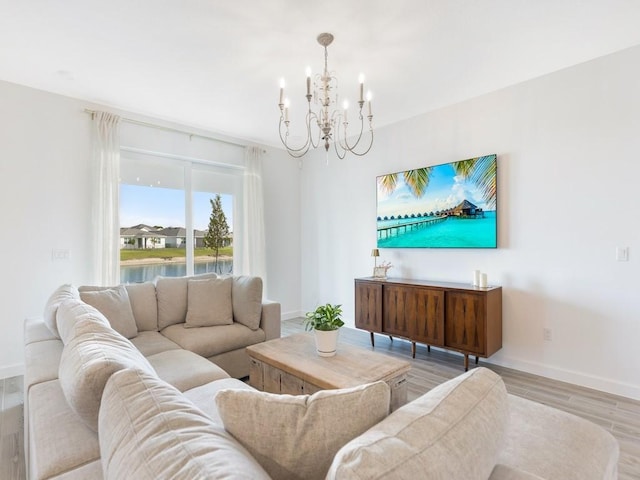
(303, 303), (344, 331)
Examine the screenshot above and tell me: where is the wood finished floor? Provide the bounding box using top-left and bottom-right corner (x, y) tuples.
(0, 376), (24, 480)
(283, 319), (640, 480)
(2, 320), (639, 479)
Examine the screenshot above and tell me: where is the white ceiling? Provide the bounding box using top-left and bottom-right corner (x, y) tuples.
(2, 0), (640, 148)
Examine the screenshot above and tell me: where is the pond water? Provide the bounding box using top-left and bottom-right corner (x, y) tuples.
(120, 259), (233, 284)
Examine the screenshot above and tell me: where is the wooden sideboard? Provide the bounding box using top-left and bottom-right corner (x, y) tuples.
(354, 277), (502, 370)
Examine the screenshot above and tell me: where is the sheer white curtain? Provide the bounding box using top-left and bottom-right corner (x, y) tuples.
(91, 111), (121, 285)
(242, 146), (267, 294)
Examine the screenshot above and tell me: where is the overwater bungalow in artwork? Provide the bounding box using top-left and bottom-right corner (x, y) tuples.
(451, 199), (484, 218)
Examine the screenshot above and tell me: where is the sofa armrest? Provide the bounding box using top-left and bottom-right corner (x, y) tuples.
(260, 301), (281, 341)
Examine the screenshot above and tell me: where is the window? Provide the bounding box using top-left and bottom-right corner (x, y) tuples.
(119, 152), (242, 283)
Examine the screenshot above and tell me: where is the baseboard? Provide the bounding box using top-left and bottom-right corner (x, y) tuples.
(281, 310), (303, 321)
(0, 363), (25, 380)
(380, 339), (640, 401)
(484, 355), (640, 401)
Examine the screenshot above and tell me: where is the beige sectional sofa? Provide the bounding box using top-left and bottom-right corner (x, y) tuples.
(24, 273), (280, 480)
(24, 273), (619, 480)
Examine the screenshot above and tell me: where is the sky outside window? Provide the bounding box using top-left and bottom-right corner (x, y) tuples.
(120, 184), (233, 230)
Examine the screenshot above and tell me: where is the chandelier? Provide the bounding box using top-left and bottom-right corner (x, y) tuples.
(278, 33), (374, 159)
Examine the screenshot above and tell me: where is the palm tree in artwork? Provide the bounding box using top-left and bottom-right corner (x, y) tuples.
(453, 155), (497, 209)
(377, 155), (496, 209)
(378, 167), (433, 198)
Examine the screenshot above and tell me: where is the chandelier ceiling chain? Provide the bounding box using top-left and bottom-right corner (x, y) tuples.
(278, 33), (374, 159)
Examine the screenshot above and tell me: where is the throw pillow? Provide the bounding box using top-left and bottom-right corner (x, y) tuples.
(232, 276), (263, 330)
(80, 285), (138, 339)
(80, 282), (158, 332)
(155, 273), (217, 330)
(43, 284), (80, 337)
(99, 369), (271, 480)
(215, 381), (391, 480)
(185, 277), (233, 328)
(125, 282), (158, 331)
(325, 367), (509, 480)
(58, 321), (155, 432)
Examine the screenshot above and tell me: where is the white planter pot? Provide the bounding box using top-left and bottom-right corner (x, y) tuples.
(313, 329), (340, 357)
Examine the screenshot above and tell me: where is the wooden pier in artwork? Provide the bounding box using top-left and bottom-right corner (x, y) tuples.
(377, 215), (447, 240)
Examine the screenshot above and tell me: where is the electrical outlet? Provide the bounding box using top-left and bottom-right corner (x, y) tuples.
(51, 249), (70, 261)
(543, 328), (552, 342)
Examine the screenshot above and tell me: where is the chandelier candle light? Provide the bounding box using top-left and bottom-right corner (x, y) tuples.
(278, 32), (374, 159)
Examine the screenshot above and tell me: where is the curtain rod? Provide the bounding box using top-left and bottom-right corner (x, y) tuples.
(120, 146), (245, 171)
(84, 108), (253, 149)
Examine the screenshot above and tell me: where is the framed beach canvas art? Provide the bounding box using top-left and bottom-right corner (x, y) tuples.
(376, 154), (497, 248)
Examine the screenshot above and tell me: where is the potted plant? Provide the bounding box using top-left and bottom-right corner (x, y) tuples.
(304, 303), (344, 357)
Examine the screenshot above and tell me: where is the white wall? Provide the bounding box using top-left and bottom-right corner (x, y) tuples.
(0, 81), (92, 377)
(262, 147), (302, 318)
(0, 80), (301, 377)
(300, 45), (640, 400)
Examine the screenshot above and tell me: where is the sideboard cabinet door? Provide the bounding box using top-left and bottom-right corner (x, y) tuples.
(382, 284), (412, 338)
(444, 292), (486, 355)
(408, 287), (445, 347)
(354, 280), (383, 333)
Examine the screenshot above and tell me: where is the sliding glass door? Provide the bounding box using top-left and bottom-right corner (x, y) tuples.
(119, 152), (241, 283)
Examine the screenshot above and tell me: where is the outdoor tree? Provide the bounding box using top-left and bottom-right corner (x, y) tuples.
(204, 194), (230, 273)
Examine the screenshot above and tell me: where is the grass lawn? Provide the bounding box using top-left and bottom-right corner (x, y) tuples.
(121, 247), (232, 261)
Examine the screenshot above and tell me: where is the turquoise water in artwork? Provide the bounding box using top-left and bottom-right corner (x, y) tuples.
(377, 211), (496, 248)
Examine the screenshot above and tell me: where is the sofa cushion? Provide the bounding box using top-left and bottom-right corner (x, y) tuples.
(155, 273), (216, 330)
(162, 322), (265, 358)
(129, 330), (182, 357)
(183, 378), (255, 425)
(146, 349), (230, 392)
(232, 276), (263, 330)
(125, 282), (158, 332)
(57, 299), (110, 345)
(28, 379), (101, 480)
(490, 464), (546, 480)
(24, 339), (63, 391)
(497, 394), (619, 480)
(99, 369), (271, 480)
(185, 277), (233, 327)
(49, 460), (104, 480)
(215, 381), (390, 480)
(24, 316), (59, 344)
(79, 285), (138, 339)
(58, 321), (155, 431)
(79, 283), (159, 332)
(155, 276), (189, 330)
(326, 367), (509, 480)
(43, 284), (80, 338)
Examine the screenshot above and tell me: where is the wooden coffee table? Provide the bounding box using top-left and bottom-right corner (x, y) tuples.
(246, 332), (411, 411)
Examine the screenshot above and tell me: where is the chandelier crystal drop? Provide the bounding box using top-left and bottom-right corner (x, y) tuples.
(278, 33), (374, 159)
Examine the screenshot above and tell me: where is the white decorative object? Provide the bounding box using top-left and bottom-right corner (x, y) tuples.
(373, 261), (393, 279)
(278, 32), (374, 159)
(314, 329), (340, 357)
(373, 267), (387, 279)
(473, 270), (480, 286)
(479, 273), (488, 288)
